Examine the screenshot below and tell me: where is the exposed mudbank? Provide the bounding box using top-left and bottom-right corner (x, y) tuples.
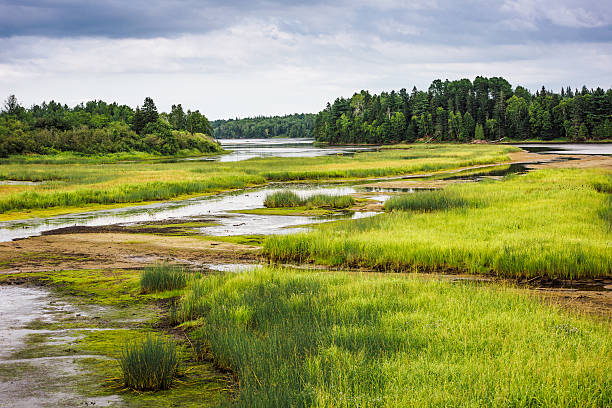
(0, 285), (124, 407)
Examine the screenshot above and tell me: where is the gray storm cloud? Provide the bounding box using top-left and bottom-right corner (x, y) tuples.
(0, 0), (610, 118)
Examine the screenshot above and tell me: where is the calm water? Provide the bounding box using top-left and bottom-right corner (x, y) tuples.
(514, 143), (612, 155)
(0, 185), (382, 242)
(214, 138), (376, 161)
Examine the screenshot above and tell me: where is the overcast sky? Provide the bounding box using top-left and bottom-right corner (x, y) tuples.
(1, 0), (611, 119)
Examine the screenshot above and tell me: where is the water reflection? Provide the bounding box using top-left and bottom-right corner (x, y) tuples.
(514, 143), (612, 155)
(207, 138), (376, 162)
(0, 185), (368, 241)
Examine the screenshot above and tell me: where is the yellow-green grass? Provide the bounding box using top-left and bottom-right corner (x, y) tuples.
(172, 267), (612, 407)
(384, 190), (470, 211)
(140, 264), (193, 293)
(264, 191), (355, 209)
(264, 168), (612, 279)
(0, 144), (518, 218)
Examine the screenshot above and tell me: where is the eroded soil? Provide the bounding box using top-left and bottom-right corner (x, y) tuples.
(0, 232), (258, 274)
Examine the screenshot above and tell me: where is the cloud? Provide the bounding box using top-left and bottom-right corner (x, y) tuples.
(501, 0), (612, 28)
(0, 1), (610, 118)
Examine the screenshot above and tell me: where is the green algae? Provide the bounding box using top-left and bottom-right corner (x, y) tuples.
(1, 268), (233, 407)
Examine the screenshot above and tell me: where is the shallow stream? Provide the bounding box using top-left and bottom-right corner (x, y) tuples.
(0, 185), (385, 241)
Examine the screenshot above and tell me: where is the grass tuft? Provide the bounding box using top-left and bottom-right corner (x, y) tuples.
(140, 264), (191, 293)
(119, 335), (179, 391)
(384, 190), (469, 212)
(264, 191), (304, 207)
(264, 191), (355, 209)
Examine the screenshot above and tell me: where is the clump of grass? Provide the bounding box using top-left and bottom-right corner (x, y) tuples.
(264, 191), (303, 207)
(140, 264), (190, 293)
(264, 191), (355, 209)
(119, 335), (179, 391)
(384, 190), (469, 212)
(304, 194), (354, 209)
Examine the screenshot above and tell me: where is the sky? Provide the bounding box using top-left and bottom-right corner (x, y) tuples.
(0, 0), (611, 120)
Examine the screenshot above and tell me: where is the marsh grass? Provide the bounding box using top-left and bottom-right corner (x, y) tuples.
(598, 194), (612, 229)
(141, 264), (191, 293)
(264, 169), (612, 279)
(384, 190), (470, 212)
(0, 175), (263, 213)
(592, 174), (612, 193)
(305, 194), (354, 209)
(264, 191), (355, 209)
(264, 191), (303, 207)
(174, 268), (612, 407)
(0, 144), (516, 215)
(119, 335), (180, 391)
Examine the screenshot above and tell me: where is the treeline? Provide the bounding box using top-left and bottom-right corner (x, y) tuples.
(212, 113), (316, 139)
(0, 96), (222, 157)
(314, 77), (612, 144)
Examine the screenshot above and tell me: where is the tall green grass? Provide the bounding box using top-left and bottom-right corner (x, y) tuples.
(119, 335), (179, 391)
(384, 190), (470, 212)
(174, 268), (612, 407)
(0, 144), (517, 214)
(598, 194), (612, 229)
(264, 191), (304, 207)
(0, 174), (264, 213)
(264, 191), (355, 209)
(265, 169), (612, 279)
(140, 264), (191, 293)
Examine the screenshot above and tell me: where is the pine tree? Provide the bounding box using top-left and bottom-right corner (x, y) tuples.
(578, 123), (589, 140)
(141, 97), (158, 125)
(475, 123), (485, 140)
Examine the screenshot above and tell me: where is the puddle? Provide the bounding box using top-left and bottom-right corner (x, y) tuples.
(0, 184), (361, 242)
(206, 263), (264, 272)
(0, 180), (43, 186)
(0, 286), (123, 407)
(197, 210), (379, 236)
(362, 186), (434, 193)
(0, 286), (76, 359)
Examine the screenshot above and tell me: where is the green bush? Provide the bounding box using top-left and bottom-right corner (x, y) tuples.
(119, 335), (179, 391)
